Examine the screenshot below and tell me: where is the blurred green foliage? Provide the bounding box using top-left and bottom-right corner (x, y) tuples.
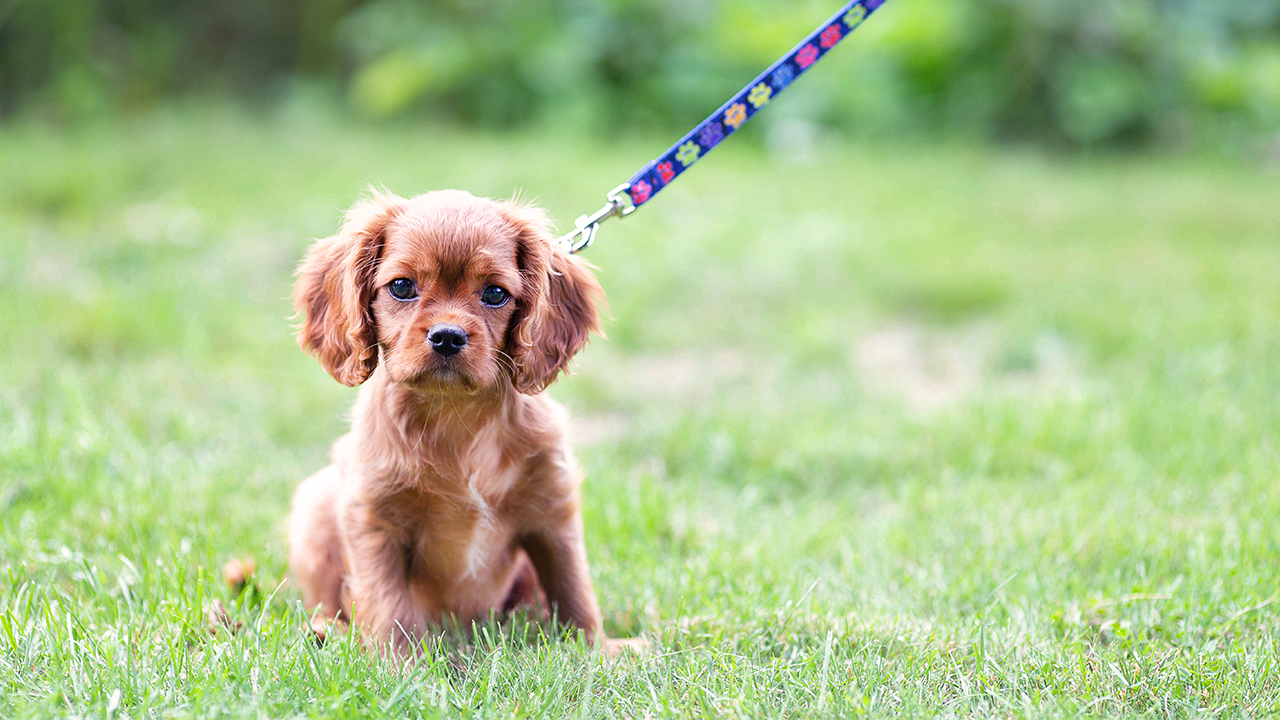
(2, 0), (1278, 147)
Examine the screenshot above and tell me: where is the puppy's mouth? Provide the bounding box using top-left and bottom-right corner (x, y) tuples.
(404, 363), (482, 395)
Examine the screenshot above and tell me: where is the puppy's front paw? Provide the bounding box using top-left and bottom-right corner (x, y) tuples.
(602, 636), (650, 657)
(308, 617), (331, 645)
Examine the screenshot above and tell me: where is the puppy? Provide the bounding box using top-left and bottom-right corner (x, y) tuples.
(288, 189), (633, 655)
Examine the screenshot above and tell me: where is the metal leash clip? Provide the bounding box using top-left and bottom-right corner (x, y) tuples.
(558, 183), (635, 254)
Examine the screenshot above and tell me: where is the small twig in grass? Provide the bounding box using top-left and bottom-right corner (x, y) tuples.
(206, 599), (243, 636)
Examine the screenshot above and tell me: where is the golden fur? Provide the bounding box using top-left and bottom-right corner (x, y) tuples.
(288, 189), (637, 654)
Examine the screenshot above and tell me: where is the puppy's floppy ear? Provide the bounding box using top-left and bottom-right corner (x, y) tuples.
(503, 202), (605, 395)
(294, 192), (406, 386)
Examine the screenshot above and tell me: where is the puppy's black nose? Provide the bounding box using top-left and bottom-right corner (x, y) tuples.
(427, 324), (468, 357)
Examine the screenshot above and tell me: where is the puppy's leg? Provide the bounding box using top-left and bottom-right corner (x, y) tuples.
(340, 500), (426, 655)
(288, 465), (345, 621)
(523, 512), (648, 656)
(520, 513), (605, 646)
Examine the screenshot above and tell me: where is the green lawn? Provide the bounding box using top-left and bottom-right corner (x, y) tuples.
(2, 106), (1279, 717)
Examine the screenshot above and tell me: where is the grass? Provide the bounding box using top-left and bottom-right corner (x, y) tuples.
(2, 103), (1279, 717)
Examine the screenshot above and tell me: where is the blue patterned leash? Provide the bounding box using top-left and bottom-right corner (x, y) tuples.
(558, 0), (890, 253)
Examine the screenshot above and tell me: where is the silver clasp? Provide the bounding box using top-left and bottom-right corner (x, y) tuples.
(557, 183), (636, 254)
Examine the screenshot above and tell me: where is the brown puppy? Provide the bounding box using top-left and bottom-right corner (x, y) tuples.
(288, 189), (632, 655)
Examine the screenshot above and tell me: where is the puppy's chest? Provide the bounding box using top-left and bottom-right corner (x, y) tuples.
(396, 462), (528, 579)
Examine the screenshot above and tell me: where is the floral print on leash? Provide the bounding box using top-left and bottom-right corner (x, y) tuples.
(624, 0), (890, 209)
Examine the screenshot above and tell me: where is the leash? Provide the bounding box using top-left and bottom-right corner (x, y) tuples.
(557, 0), (890, 253)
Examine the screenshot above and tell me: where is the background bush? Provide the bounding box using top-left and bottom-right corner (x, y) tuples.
(2, 0), (1279, 148)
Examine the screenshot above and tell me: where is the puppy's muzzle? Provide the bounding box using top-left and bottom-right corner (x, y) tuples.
(428, 324), (468, 357)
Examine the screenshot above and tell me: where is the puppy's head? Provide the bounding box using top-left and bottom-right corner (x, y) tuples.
(294, 190), (603, 395)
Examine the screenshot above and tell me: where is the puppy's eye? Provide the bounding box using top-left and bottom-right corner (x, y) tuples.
(388, 278), (417, 300)
(479, 285), (509, 308)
